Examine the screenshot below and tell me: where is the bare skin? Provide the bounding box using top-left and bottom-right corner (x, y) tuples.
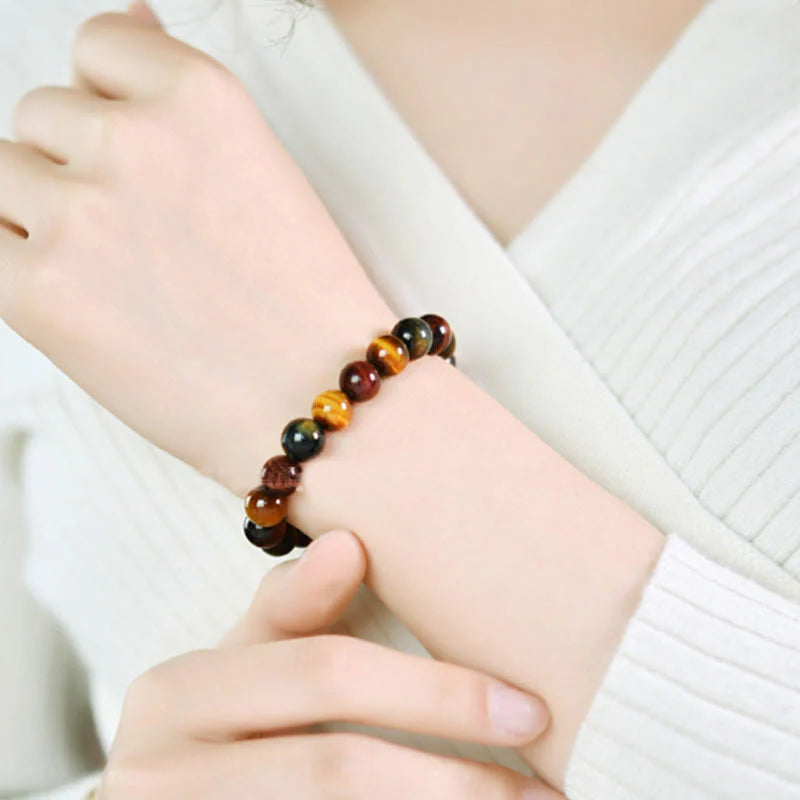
(0, 1), (706, 794)
(323, 0), (709, 244)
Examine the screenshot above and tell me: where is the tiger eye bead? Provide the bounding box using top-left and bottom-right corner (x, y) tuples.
(243, 517), (286, 549)
(260, 455), (302, 495)
(440, 332), (457, 359)
(367, 334), (410, 376)
(289, 523), (312, 548)
(244, 485), (289, 528)
(263, 527), (296, 556)
(312, 390), (353, 431)
(420, 314), (453, 356)
(391, 317), (433, 360)
(339, 360), (381, 402)
(281, 418), (325, 461)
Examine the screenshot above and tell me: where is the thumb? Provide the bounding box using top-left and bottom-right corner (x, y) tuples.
(127, 0), (162, 27)
(219, 529), (367, 648)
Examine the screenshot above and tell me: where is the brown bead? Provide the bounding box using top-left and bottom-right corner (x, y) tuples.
(440, 332), (456, 359)
(367, 334), (410, 376)
(312, 390), (353, 431)
(339, 360), (381, 402)
(244, 484), (289, 528)
(260, 455), (302, 495)
(421, 314), (453, 356)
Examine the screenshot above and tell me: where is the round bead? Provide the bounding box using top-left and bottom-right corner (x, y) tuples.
(446, 355), (457, 366)
(281, 418), (325, 461)
(243, 517), (286, 549)
(339, 360), (381, 402)
(263, 528), (295, 557)
(289, 524), (312, 548)
(367, 334), (410, 376)
(312, 390), (353, 431)
(391, 317), (433, 360)
(260, 455), (302, 495)
(440, 332), (456, 359)
(420, 314), (453, 356)
(244, 485), (289, 527)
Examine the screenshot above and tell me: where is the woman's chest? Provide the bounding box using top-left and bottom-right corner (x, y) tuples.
(322, 0), (708, 246)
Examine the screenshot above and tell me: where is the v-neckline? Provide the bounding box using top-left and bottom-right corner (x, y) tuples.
(310, 0), (716, 259)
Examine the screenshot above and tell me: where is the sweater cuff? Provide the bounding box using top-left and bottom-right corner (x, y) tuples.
(19, 771), (103, 800)
(564, 534), (800, 800)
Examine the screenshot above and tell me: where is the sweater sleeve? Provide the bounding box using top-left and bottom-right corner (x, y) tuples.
(564, 534), (800, 800)
(13, 772), (103, 800)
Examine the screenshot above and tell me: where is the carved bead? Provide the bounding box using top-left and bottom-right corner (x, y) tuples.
(312, 390), (353, 431)
(281, 418), (325, 461)
(339, 360), (381, 402)
(420, 314), (453, 356)
(367, 334), (409, 376)
(391, 317), (433, 360)
(260, 455), (302, 494)
(243, 517), (286, 549)
(440, 332), (456, 359)
(244, 485), (289, 527)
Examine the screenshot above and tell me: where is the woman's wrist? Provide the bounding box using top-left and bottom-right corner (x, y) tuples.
(233, 345), (664, 787)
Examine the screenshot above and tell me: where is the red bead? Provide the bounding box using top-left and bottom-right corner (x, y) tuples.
(339, 360), (381, 402)
(440, 332), (456, 359)
(421, 314), (453, 356)
(260, 455), (302, 495)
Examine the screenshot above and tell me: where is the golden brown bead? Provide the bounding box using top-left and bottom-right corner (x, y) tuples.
(312, 390), (353, 431)
(367, 334), (410, 376)
(244, 484), (289, 528)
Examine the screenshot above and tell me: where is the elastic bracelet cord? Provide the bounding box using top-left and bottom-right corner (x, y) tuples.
(242, 314), (457, 557)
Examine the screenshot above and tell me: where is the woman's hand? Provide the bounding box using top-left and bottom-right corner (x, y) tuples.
(96, 529), (561, 799)
(0, 6), (393, 495)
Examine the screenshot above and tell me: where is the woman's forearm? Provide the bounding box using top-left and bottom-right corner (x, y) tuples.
(226, 347), (664, 789)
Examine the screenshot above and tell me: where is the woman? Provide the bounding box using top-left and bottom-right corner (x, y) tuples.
(0, 0), (798, 798)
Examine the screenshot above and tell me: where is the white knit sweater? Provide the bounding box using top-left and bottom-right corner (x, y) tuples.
(1, 1), (799, 798)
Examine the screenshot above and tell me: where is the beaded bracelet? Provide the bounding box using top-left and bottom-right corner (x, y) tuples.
(242, 314), (456, 557)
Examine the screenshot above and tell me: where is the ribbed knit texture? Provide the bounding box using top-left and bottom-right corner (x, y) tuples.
(0, 1), (798, 799)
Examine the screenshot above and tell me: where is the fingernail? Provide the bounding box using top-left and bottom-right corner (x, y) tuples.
(488, 683), (549, 740)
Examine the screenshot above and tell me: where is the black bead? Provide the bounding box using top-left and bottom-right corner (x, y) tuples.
(446, 355), (456, 367)
(243, 517), (286, 549)
(281, 417), (325, 462)
(263, 529), (295, 557)
(287, 522), (312, 548)
(391, 317), (433, 360)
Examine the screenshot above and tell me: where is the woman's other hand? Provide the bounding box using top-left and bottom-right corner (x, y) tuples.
(96, 529), (561, 799)
(0, 4), (393, 495)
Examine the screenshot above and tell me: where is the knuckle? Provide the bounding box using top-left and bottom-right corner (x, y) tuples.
(11, 86), (48, 136)
(73, 12), (124, 56)
(120, 657), (183, 725)
(172, 54), (246, 106)
(310, 733), (368, 798)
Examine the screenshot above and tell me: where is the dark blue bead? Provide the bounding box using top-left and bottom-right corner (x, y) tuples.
(281, 417), (325, 462)
(391, 317), (433, 360)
